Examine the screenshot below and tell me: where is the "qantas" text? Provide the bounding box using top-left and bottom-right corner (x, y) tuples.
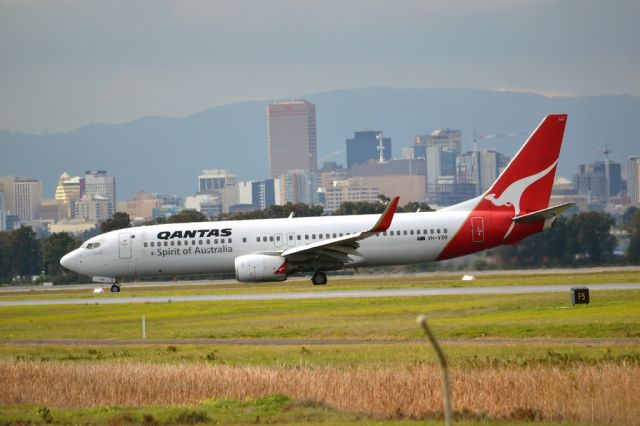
(157, 228), (232, 240)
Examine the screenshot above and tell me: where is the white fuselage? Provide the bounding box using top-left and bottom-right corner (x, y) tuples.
(64, 209), (469, 279)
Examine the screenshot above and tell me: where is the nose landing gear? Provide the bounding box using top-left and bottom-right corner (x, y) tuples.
(110, 283), (121, 293)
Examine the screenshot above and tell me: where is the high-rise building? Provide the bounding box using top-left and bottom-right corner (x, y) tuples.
(0, 176), (16, 214)
(84, 170), (116, 217)
(346, 131), (392, 169)
(324, 178), (381, 213)
(574, 161), (624, 204)
(198, 169), (238, 213)
(237, 179), (281, 210)
(55, 172), (83, 218)
(0, 192), (6, 231)
(416, 129), (462, 158)
(267, 100), (317, 178)
(14, 178), (42, 222)
(77, 194), (110, 222)
(457, 150), (510, 195)
(628, 156), (640, 205)
(279, 170), (319, 205)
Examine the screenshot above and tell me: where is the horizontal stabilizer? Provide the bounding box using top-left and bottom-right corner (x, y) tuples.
(512, 203), (574, 224)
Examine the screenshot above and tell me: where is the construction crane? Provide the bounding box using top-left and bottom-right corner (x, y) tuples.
(470, 131), (529, 153)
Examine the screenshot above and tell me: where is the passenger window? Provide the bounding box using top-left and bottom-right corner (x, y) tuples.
(288, 235), (293, 240)
(383, 232), (387, 236)
(423, 229), (428, 234)
(243, 238), (247, 243)
(164, 241), (168, 246)
(339, 233), (343, 237)
(256, 237), (260, 242)
(312, 234), (316, 239)
(192, 240), (196, 245)
(437, 229), (441, 234)
(430, 229), (434, 234)
(297, 235), (301, 240)
(276, 236), (280, 241)
(305, 235), (309, 239)
(333, 233), (337, 238)
(416, 230), (420, 235)
(269, 236), (274, 242)
(221, 239), (225, 244)
(215, 239), (219, 244)
(263, 236), (267, 242)
(403, 230), (407, 235)
(444, 228), (448, 234)
(150, 242), (154, 247)
(144, 242), (148, 248)
(228, 238), (232, 243)
(410, 230), (414, 235)
(207, 239), (211, 244)
(170, 241), (175, 246)
(177, 241), (182, 246)
(199, 240), (203, 245)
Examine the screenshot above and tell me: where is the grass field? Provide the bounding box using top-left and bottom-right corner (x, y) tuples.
(1, 291), (639, 341)
(0, 270), (639, 425)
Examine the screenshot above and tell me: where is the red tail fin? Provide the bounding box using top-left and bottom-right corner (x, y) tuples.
(437, 114), (568, 260)
(484, 114), (567, 215)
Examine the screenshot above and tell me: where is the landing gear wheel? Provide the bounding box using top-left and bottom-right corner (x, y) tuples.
(311, 272), (328, 286)
(110, 283), (121, 293)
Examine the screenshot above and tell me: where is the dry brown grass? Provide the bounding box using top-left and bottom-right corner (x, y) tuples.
(1, 361), (638, 425)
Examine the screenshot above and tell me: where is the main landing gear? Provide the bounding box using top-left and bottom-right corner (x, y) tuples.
(110, 283), (121, 293)
(311, 271), (328, 286)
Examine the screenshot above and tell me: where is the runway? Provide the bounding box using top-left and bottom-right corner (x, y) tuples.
(1, 283), (639, 307)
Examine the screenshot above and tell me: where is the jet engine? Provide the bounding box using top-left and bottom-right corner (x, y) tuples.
(234, 254), (288, 282)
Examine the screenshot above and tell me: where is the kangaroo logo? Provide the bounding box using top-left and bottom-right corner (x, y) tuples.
(484, 160), (558, 239)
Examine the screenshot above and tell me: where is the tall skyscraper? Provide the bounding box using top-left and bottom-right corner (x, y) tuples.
(0, 176), (16, 214)
(84, 170), (116, 217)
(416, 129), (462, 158)
(267, 100), (317, 178)
(55, 172), (83, 218)
(14, 178), (42, 222)
(628, 156), (640, 205)
(0, 192), (6, 231)
(346, 131), (392, 168)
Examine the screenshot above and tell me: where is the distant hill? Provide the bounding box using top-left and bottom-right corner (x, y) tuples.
(1, 88), (639, 199)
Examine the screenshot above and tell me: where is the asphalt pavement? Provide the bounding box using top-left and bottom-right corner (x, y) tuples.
(1, 283), (639, 307)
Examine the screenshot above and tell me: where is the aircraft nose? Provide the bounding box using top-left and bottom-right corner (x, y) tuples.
(60, 251), (78, 272)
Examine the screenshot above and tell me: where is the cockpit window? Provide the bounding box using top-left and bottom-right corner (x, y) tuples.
(85, 242), (101, 250)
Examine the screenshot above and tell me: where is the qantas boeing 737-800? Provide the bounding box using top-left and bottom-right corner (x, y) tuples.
(61, 114), (572, 292)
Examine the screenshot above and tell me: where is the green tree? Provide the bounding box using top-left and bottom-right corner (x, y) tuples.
(334, 201), (386, 215)
(567, 211), (615, 263)
(100, 212), (131, 233)
(168, 209), (208, 223)
(398, 201), (434, 213)
(41, 232), (82, 275)
(0, 232), (11, 282)
(626, 210), (640, 264)
(10, 226), (42, 277)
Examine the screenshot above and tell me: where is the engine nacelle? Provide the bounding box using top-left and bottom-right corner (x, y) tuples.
(234, 254), (288, 282)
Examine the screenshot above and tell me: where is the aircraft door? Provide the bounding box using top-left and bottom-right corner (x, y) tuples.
(274, 233), (283, 248)
(471, 217), (484, 243)
(286, 233), (296, 247)
(118, 233), (132, 259)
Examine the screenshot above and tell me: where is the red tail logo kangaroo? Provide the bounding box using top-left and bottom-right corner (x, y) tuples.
(484, 159), (558, 239)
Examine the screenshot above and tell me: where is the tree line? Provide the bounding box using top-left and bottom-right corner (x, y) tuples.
(1, 201), (639, 284)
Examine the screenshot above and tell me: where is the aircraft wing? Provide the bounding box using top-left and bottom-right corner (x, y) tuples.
(280, 197), (400, 265)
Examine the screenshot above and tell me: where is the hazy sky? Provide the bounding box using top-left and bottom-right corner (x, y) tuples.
(1, 0), (639, 133)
